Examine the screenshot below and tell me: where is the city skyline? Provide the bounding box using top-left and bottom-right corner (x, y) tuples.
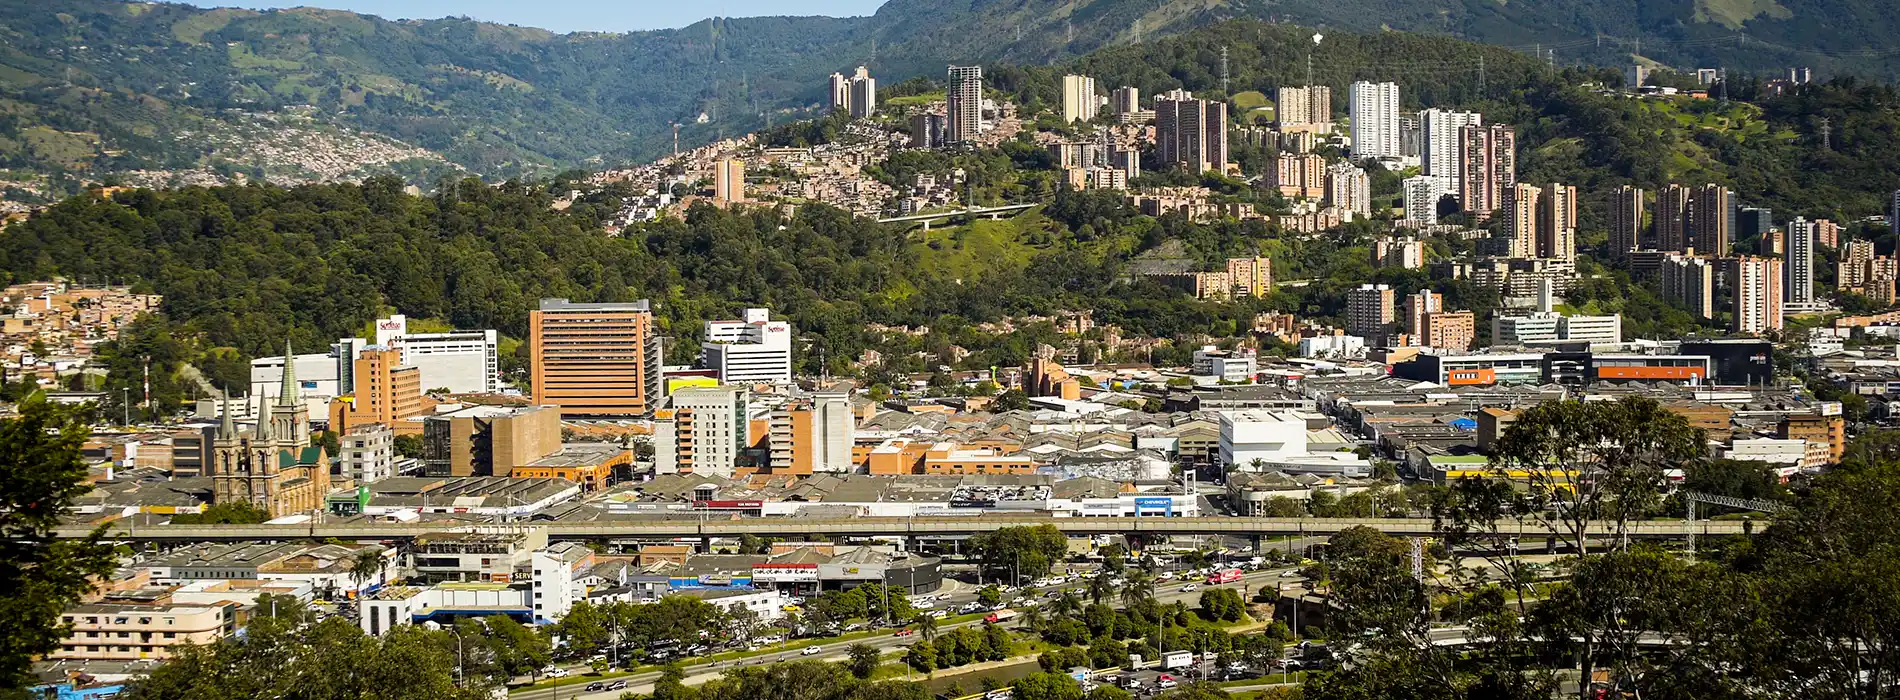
(186, 0), (887, 33)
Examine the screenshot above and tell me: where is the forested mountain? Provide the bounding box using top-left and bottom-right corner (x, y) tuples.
(4, 0), (1898, 196)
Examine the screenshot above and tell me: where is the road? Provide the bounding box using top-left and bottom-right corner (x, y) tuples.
(62, 516), (1746, 542)
(508, 567), (1301, 700)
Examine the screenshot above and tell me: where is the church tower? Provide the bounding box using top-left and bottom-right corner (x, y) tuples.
(211, 391), (242, 505)
(275, 340), (310, 447)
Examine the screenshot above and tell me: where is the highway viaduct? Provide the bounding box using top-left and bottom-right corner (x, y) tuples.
(55, 515), (1747, 544)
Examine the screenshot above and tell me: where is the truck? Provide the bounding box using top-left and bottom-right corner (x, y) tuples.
(984, 609), (1020, 623)
(1207, 568), (1243, 585)
(1162, 650), (1194, 669)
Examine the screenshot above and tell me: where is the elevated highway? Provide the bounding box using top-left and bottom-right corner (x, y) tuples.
(56, 516), (1746, 543)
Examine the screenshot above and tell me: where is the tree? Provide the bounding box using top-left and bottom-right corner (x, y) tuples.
(1120, 572), (1156, 609)
(394, 433), (425, 458)
(347, 547), (388, 595)
(971, 525), (1068, 583)
(978, 585), (1004, 609)
(168, 501), (270, 524)
(1087, 573), (1115, 604)
(912, 613), (939, 641)
(1487, 397), (1704, 553)
(846, 643), (880, 679)
(124, 617), (486, 700)
(992, 389), (1030, 412)
(0, 397), (117, 692)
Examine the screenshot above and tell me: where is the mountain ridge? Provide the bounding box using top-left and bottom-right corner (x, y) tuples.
(1, 0), (1896, 201)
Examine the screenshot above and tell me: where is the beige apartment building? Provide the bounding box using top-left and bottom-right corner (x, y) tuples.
(55, 597), (234, 661)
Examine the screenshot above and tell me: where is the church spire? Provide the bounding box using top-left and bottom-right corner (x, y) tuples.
(256, 390), (273, 441)
(278, 340), (301, 406)
(217, 390), (237, 440)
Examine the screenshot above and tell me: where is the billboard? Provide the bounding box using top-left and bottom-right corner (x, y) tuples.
(694, 500), (764, 509)
(752, 564), (820, 583)
(1134, 497), (1173, 516)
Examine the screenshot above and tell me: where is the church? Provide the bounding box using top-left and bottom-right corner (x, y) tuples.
(210, 342), (331, 518)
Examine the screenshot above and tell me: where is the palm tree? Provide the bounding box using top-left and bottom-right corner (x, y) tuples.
(1121, 572), (1156, 609)
(1087, 573), (1115, 605)
(348, 547), (387, 596)
(913, 613), (939, 641)
(1052, 590), (1082, 617)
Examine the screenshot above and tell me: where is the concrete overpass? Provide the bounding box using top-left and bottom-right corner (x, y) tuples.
(56, 516), (1745, 544)
(876, 203), (1037, 227)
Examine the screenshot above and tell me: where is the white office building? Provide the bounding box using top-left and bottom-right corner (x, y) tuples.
(1191, 346), (1257, 383)
(250, 352), (343, 418)
(1218, 411), (1309, 468)
(1296, 335), (1367, 359)
(654, 386), (751, 477)
(1492, 312), (1623, 346)
(702, 308), (794, 385)
(372, 315), (502, 394)
(1349, 81), (1401, 159)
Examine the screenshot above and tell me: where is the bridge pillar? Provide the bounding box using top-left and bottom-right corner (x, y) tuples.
(921, 219), (931, 231)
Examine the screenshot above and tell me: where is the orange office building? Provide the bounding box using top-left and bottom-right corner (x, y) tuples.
(328, 346), (427, 435)
(530, 299), (664, 418)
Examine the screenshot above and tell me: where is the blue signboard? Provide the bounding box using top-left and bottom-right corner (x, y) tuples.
(1134, 497), (1173, 515)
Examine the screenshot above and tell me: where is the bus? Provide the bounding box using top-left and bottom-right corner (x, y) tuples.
(1207, 568), (1242, 585)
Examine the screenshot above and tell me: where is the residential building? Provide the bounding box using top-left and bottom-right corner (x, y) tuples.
(1111, 86), (1140, 116)
(1839, 239), (1877, 290)
(766, 392), (855, 474)
(338, 423), (395, 485)
(653, 385), (751, 477)
(910, 114), (946, 149)
(421, 405), (562, 478)
(53, 594), (234, 661)
(1062, 74), (1097, 123)
(1155, 91), (1229, 174)
(1656, 184), (1691, 252)
(847, 66), (876, 119)
(1662, 254), (1717, 320)
(1729, 256), (1785, 334)
(1372, 236), (1424, 269)
(1399, 114), (1422, 158)
(1501, 183), (1542, 258)
(947, 65), (984, 145)
(1892, 189), (1900, 239)
(208, 364), (330, 518)
(1347, 284), (1396, 346)
(1608, 185), (1645, 261)
(1402, 175), (1451, 224)
(529, 299), (663, 419)
(1780, 405), (1846, 463)
(1419, 109), (1482, 186)
(328, 346), (426, 435)
(1458, 124), (1516, 218)
(1275, 85), (1331, 127)
(1267, 153), (1325, 198)
(1226, 256), (1274, 298)
(1422, 311), (1476, 351)
(1787, 217), (1818, 305)
(701, 307), (794, 385)
(1402, 289), (1442, 341)
(1689, 184), (1735, 256)
(1326, 162), (1372, 216)
(828, 72), (850, 112)
(1349, 81), (1400, 158)
(1537, 183), (1579, 261)
(714, 159), (745, 204)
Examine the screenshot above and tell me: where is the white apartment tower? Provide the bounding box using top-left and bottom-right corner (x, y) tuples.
(1349, 81), (1401, 159)
(1402, 175), (1452, 224)
(1729, 257), (1785, 334)
(829, 73), (850, 112)
(1062, 74), (1098, 123)
(1787, 217), (1817, 304)
(1419, 109), (1482, 187)
(701, 308), (794, 385)
(848, 66), (877, 119)
(653, 386), (750, 477)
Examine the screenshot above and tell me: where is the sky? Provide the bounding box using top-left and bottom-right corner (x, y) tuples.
(186, 1), (889, 33)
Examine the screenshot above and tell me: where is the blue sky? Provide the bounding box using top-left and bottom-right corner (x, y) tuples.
(186, 1), (889, 33)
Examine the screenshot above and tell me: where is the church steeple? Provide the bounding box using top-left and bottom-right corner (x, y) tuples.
(278, 340), (301, 407)
(256, 391), (273, 441)
(217, 391), (237, 441)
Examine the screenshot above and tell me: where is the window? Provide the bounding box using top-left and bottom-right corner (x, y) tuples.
(163, 632), (175, 639)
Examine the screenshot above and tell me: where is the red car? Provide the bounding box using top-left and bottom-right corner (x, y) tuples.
(893, 628), (914, 637)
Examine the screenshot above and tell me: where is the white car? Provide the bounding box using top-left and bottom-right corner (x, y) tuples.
(914, 600), (935, 610)
(1280, 570), (1302, 578)
(542, 666), (570, 678)
(801, 646), (822, 656)
(1180, 584), (1200, 592)
(937, 593), (955, 601)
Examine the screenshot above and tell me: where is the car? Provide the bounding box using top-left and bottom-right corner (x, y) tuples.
(1157, 571), (1176, 580)
(542, 667), (570, 678)
(929, 610), (949, 619)
(1280, 570), (1302, 578)
(586, 682), (606, 692)
(893, 628), (914, 637)
(607, 680), (627, 691)
(745, 644), (762, 652)
(1179, 584), (1199, 592)
(914, 600), (935, 610)
(937, 593), (955, 601)
(801, 646), (822, 656)
(1158, 679), (1179, 689)
(782, 605), (803, 612)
